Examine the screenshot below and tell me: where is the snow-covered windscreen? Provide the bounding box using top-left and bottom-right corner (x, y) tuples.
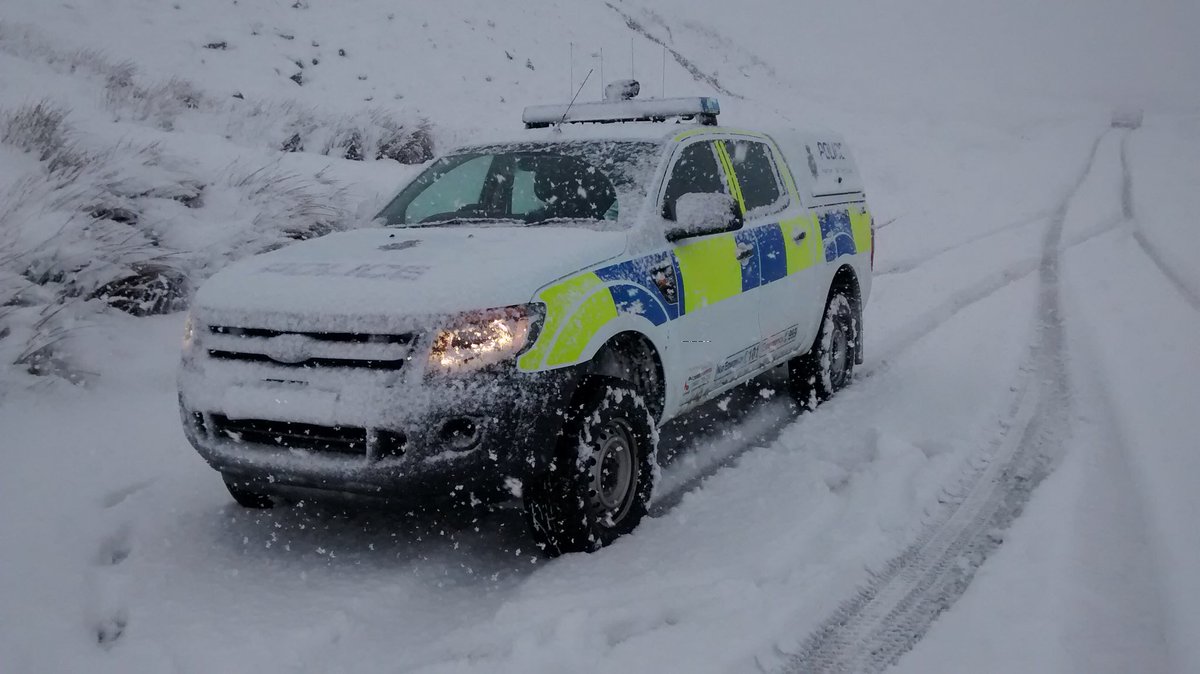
(377, 141), (662, 230)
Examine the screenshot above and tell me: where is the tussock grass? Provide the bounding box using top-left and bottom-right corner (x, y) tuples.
(0, 101), (355, 382)
(0, 21), (410, 382)
(0, 21), (434, 163)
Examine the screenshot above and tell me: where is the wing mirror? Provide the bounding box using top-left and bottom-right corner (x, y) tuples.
(665, 192), (743, 242)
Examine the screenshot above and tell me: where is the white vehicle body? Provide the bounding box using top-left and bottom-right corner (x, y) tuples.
(178, 94), (874, 547)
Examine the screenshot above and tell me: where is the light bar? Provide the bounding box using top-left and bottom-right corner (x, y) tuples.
(523, 97), (720, 128)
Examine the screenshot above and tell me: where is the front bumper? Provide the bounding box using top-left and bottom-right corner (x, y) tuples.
(179, 357), (581, 504)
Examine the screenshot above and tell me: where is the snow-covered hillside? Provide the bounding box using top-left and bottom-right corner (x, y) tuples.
(1, 0), (1198, 672)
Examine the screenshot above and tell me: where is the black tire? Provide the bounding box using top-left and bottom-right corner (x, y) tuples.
(222, 475), (275, 509)
(524, 377), (658, 556)
(789, 289), (857, 409)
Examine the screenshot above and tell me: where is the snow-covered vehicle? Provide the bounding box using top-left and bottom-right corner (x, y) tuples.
(178, 84), (874, 554)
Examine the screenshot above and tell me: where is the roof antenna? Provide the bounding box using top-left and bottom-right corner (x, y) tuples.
(557, 68), (594, 129)
(599, 47), (605, 99)
(569, 42), (574, 97)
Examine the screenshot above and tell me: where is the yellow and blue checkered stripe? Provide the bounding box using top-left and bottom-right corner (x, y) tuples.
(517, 132), (869, 372)
(518, 220), (815, 372)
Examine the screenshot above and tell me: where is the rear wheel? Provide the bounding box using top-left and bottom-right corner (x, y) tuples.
(523, 377), (657, 556)
(222, 475), (275, 509)
(789, 290), (857, 409)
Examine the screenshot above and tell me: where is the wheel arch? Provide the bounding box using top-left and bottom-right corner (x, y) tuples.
(586, 330), (666, 422)
(830, 264), (864, 364)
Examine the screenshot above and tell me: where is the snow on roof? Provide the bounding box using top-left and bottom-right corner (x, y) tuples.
(447, 121), (694, 152)
(444, 119), (845, 156)
(522, 96), (720, 128)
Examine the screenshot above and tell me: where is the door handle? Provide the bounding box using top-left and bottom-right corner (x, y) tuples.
(650, 261), (678, 304)
(736, 243), (755, 261)
(793, 229), (807, 243)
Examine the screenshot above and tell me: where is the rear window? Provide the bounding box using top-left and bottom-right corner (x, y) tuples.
(726, 139), (785, 214)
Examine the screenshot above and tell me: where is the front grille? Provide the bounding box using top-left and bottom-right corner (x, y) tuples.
(206, 351), (411, 370)
(211, 414), (368, 456)
(205, 325), (416, 370)
(209, 327), (411, 343)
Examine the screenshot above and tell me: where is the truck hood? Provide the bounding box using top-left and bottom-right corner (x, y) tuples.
(193, 226), (627, 328)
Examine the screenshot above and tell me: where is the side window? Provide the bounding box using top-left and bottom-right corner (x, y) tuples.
(727, 140), (785, 214)
(404, 154), (493, 223)
(661, 141), (727, 220)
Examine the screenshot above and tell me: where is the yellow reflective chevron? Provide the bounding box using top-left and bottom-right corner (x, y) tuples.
(516, 130), (867, 374)
(545, 289), (617, 367)
(674, 235), (741, 312)
(763, 135), (822, 274)
(780, 213), (822, 274)
(518, 272), (617, 371)
(849, 205), (872, 254)
(714, 141), (746, 214)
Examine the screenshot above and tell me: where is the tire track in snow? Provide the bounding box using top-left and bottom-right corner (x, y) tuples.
(864, 258), (1039, 374)
(1120, 133), (1200, 312)
(1060, 290), (1173, 674)
(873, 210), (1051, 278)
(652, 229), (1045, 516)
(866, 136), (1136, 379)
(866, 210), (1128, 381)
(778, 132), (1105, 674)
(1120, 131), (1135, 221)
(652, 392), (793, 514)
(653, 215), (1067, 513)
(1130, 233), (1199, 310)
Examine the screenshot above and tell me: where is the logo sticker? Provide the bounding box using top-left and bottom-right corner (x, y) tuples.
(805, 145), (819, 180)
(263, 334), (315, 364)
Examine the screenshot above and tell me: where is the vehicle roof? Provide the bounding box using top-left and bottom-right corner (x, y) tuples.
(449, 122), (843, 154)
(452, 123), (691, 150)
(441, 120), (862, 204)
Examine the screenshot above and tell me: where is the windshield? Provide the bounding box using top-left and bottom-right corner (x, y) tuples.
(376, 141), (661, 230)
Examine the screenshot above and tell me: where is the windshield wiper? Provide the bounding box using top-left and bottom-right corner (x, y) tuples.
(524, 216), (605, 227)
(404, 217), (524, 228)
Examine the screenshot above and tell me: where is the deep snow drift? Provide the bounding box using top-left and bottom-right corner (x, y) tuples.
(1, 1), (1198, 673)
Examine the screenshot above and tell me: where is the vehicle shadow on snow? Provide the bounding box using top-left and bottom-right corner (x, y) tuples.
(659, 369), (790, 462)
(200, 495), (540, 583)
(197, 368), (795, 575)
(653, 367), (799, 511)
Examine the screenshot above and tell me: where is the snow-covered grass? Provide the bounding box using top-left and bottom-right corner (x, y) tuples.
(0, 15), (435, 384)
(0, 97), (366, 382)
(1, 0), (1199, 672)
(0, 21), (434, 163)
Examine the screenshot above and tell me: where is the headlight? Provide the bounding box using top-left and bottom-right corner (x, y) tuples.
(429, 304), (543, 374)
(182, 311), (196, 353)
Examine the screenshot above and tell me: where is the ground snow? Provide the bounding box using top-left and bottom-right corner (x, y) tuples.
(1, 0), (1199, 672)
(895, 121), (1200, 672)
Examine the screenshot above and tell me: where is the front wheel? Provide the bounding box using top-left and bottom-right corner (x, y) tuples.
(788, 290), (857, 409)
(523, 377), (658, 556)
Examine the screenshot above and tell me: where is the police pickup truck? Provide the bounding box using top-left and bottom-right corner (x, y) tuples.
(179, 82), (874, 555)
